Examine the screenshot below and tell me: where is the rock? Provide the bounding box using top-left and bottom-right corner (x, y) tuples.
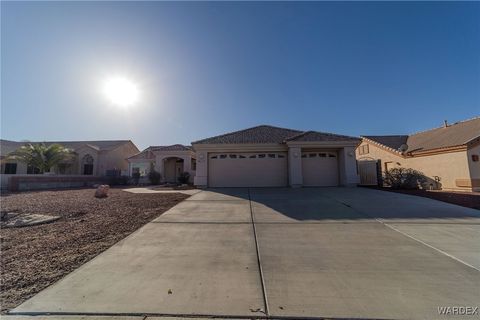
(2, 213), (60, 228)
(94, 185), (110, 198)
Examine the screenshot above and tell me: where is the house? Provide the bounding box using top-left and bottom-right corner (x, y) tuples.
(356, 117), (480, 192)
(127, 144), (196, 183)
(127, 125), (360, 188)
(0, 139), (139, 177)
(192, 125), (360, 188)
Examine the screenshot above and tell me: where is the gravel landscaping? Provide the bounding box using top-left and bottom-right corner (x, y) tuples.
(377, 188), (480, 210)
(0, 188), (188, 313)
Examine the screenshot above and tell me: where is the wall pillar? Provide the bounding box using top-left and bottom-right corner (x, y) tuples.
(288, 147), (303, 187)
(193, 151), (208, 188)
(155, 155), (165, 182)
(339, 147), (359, 187)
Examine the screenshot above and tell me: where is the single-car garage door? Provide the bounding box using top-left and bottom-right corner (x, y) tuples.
(208, 152), (288, 187)
(302, 151), (339, 186)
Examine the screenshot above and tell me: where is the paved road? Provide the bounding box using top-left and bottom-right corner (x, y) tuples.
(11, 187), (480, 319)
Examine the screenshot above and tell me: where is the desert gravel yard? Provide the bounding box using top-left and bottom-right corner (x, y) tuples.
(0, 188), (188, 313)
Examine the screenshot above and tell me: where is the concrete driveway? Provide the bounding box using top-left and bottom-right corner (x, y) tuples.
(11, 187), (480, 319)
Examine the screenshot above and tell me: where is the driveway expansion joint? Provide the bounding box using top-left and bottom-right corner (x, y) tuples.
(247, 188), (270, 317)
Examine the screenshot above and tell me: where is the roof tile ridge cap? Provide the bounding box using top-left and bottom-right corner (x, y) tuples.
(284, 130), (309, 141)
(408, 116), (480, 137)
(192, 124), (299, 144)
(191, 125), (265, 144)
(303, 130), (360, 140)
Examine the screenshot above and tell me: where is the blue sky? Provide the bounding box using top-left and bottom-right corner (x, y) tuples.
(2, 1), (479, 150)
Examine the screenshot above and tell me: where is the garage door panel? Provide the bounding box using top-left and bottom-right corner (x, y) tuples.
(209, 153), (287, 187)
(302, 152), (339, 187)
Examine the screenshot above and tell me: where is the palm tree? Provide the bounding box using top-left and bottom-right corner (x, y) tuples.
(8, 143), (76, 174)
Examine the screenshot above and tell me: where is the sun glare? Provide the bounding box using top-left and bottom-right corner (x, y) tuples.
(103, 77), (139, 108)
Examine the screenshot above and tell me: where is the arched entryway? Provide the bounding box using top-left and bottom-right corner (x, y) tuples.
(163, 157), (184, 183)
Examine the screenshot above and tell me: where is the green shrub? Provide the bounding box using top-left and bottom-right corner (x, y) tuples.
(107, 175), (129, 186)
(132, 171), (141, 185)
(383, 167), (427, 190)
(177, 172), (190, 184)
(148, 163), (161, 185)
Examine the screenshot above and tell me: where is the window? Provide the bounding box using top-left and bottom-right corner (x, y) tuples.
(472, 155), (479, 162)
(268, 154), (276, 158)
(328, 153), (336, 158)
(258, 154), (266, 158)
(309, 153), (317, 158)
(27, 165), (40, 174)
(229, 154), (237, 159)
(82, 154), (94, 175)
(278, 154), (285, 158)
(359, 144), (369, 155)
(220, 154), (227, 159)
(249, 155), (256, 158)
(301, 154), (307, 158)
(4, 163), (17, 174)
(239, 155), (246, 159)
(83, 164), (94, 175)
(318, 153), (326, 157)
(211, 155), (218, 159)
(191, 158), (197, 170)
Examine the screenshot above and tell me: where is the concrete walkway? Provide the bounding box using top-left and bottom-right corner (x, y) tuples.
(11, 188), (480, 319)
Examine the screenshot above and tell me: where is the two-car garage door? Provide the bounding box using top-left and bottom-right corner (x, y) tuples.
(208, 151), (339, 187)
(208, 152), (288, 187)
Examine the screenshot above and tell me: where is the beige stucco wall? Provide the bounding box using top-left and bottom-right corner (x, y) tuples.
(466, 144), (480, 191)
(97, 142), (139, 175)
(357, 141), (473, 191)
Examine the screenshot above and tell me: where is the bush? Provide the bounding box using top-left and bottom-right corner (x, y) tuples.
(148, 163), (161, 185)
(107, 175), (129, 186)
(132, 171), (141, 185)
(177, 172), (190, 184)
(383, 167), (427, 190)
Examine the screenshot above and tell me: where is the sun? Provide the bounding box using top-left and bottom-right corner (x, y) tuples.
(103, 77), (139, 108)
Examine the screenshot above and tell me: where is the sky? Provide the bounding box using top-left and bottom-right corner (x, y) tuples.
(1, 1), (479, 150)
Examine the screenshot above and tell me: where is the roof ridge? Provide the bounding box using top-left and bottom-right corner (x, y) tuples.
(409, 116), (480, 136)
(192, 124), (302, 144)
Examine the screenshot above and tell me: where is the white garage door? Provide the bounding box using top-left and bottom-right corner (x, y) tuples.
(302, 151), (339, 186)
(208, 152), (288, 187)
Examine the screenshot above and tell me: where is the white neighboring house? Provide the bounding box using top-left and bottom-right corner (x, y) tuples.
(128, 144), (196, 183)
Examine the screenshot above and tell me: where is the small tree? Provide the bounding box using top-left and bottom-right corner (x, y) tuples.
(177, 172), (190, 184)
(383, 167), (427, 190)
(8, 143), (75, 173)
(148, 163), (161, 185)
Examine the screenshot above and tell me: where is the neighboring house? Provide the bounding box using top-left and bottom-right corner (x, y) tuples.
(357, 117), (480, 192)
(0, 139), (139, 177)
(192, 125), (360, 188)
(128, 144), (196, 183)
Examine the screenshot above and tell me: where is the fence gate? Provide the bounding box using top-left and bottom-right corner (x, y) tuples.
(358, 160), (378, 186)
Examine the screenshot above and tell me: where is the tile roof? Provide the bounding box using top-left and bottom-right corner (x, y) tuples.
(362, 117), (480, 153)
(192, 125), (358, 144)
(127, 144), (192, 160)
(286, 131), (360, 142)
(362, 135), (408, 150)
(0, 139), (132, 156)
(150, 144), (192, 151)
